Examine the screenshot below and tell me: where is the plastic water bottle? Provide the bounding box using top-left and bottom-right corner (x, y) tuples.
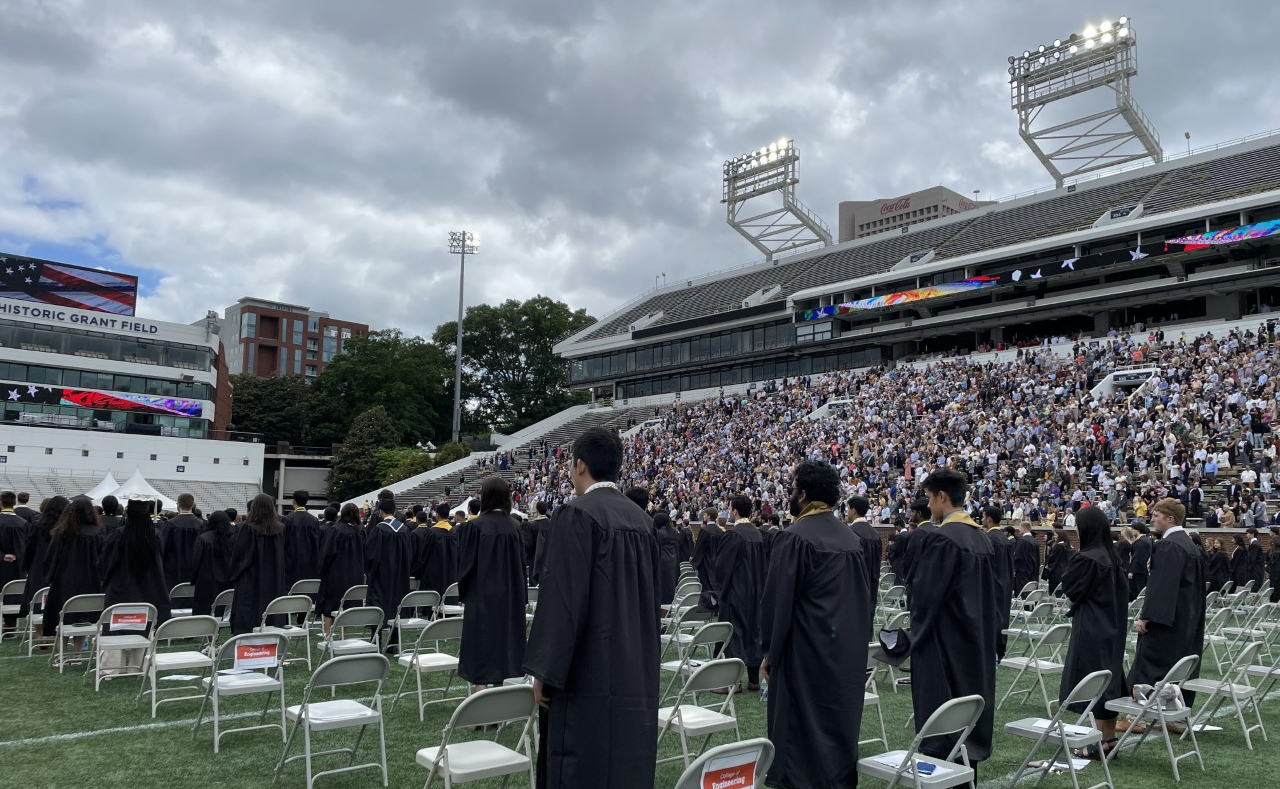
(759, 676), (768, 702)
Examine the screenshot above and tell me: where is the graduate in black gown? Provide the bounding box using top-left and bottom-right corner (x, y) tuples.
(1128, 526), (1154, 600)
(845, 496), (883, 595)
(413, 502), (457, 598)
(523, 427), (660, 789)
(41, 498), (105, 651)
(1, 491), (29, 632)
(457, 476), (527, 687)
(1269, 528), (1280, 604)
(1059, 507), (1128, 755)
(365, 496), (412, 652)
(1205, 538), (1230, 595)
(652, 511), (680, 605)
(1043, 529), (1072, 594)
(1012, 522), (1040, 594)
(228, 494), (288, 634)
(909, 469), (999, 774)
(158, 493), (202, 587)
(716, 496), (766, 691)
(1245, 528), (1267, 591)
(100, 499), (172, 625)
(191, 510), (236, 616)
(99, 495), (124, 534)
(691, 509), (723, 602)
(1129, 499), (1206, 710)
(760, 461), (872, 789)
(982, 506), (1015, 660)
(524, 502), (549, 583)
(317, 504), (366, 636)
(281, 490), (324, 589)
(1228, 533), (1249, 591)
(676, 520), (695, 565)
(887, 526), (909, 581)
(900, 498), (935, 592)
(20, 496), (66, 625)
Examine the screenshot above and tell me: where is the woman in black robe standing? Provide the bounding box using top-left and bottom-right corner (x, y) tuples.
(191, 510), (237, 616)
(41, 498), (105, 659)
(652, 511), (679, 605)
(228, 494), (287, 634)
(99, 499), (172, 626)
(317, 504), (365, 638)
(1043, 530), (1071, 594)
(1229, 532), (1249, 592)
(1058, 507), (1128, 758)
(457, 476), (527, 689)
(19, 496), (67, 633)
(1206, 538), (1231, 595)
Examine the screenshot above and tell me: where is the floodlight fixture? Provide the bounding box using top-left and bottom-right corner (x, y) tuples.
(1006, 14), (1161, 186)
(721, 138), (831, 262)
(446, 230), (479, 442)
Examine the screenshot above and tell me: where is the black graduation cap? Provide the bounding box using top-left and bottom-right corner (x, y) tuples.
(872, 627), (912, 668)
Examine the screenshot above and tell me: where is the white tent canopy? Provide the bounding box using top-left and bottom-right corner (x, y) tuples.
(110, 468), (178, 511)
(449, 497), (474, 518)
(85, 472), (121, 505)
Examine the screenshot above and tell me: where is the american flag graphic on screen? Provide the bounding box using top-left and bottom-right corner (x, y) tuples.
(0, 254), (138, 315)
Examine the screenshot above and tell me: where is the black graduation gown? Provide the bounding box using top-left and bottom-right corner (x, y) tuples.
(522, 487), (660, 789)
(1269, 549), (1280, 603)
(228, 522), (287, 634)
(317, 523), (365, 616)
(0, 512), (27, 596)
(1059, 548), (1128, 717)
(1229, 547), (1249, 590)
(365, 517), (412, 624)
(282, 508), (324, 588)
(19, 521), (55, 615)
(41, 527), (105, 632)
(100, 514), (124, 534)
(1012, 533), (1040, 593)
(715, 521), (766, 673)
(1246, 541), (1266, 589)
(98, 530), (172, 624)
(159, 513), (203, 587)
(522, 517), (546, 582)
(908, 515), (999, 763)
(888, 529), (909, 581)
(676, 526), (694, 564)
(190, 529), (234, 616)
(1206, 551), (1230, 594)
(1128, 535), (1153, 599)
(902, 521), (937, 591)
(655, 525), (679, 605)
(528, 518), (551, 583)
(1044, 542), (1070, 593)
(760, 510), (872, 789)
(1129, 529), (1206, 705)
(849, 518), (883, 595)
(986, 528), (1015, 660)
(692, 522), (724, 595)
(413, 524), (458, 598)
(457, 512), (527, 684)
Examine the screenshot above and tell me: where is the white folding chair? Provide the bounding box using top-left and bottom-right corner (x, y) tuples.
(391, 590), (441, 654)
(660, 621), (732, 703)
(1002, 601), (1056, 656)
(213, 588), (234, 629)
(672, 738), (775, 789)
(997, 622), (1070, 715)
(331, 584), (367, 618)
(1180, 640), (1268, 749)
(416, 684), (538, 789)
(253, 594), (315, 670)
(438, 582), (464, 618)
(393, 616), (466, 721)
(23, 585), (51, 656)
(53, 592), (106, 672)
(662, 580), (702, 621)
(1, 578), (25, 641)
(525, 586), (538, 625)
(856, 694), (985, 789)
(657, 658), (746, 767)
(274, 653), (390, 789)
(86, 602), (157, 690)
(1220, 602), (1276, 660)
(1202, 607), (1234, 671)
(874, 611), (911, 694)
(862, 644), (889, 754)
(289, 578), (321, 596)
(877, 586), (906, 622)
(139, 614), (219, 718)
(1005, 670), (1116, 789)
(319, 606), (385, 660)
(169, 582), (196, 618)
(192, 632), (289, 753)
(661, 601), (714, 662)
(1105, 654), (1204, 781)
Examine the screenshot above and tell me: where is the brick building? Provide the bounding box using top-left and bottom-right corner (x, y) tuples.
(837, 185), (995, 242)
(218, 297), (368, 379)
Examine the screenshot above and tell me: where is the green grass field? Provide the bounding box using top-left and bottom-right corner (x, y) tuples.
(0, 623), (1276, 789)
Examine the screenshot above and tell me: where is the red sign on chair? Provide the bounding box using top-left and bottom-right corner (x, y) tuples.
(110, 607), (150, 631)
(702, 754), (757, 789)
(234, 638), (280, 670)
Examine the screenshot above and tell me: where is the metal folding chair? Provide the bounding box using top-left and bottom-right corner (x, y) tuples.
(997, 622), (1070, 715)
(856, 694), (985, 789)
(415, 684), (538, 789)
(139, 614), (220, 718)
(392, 615), (466, 721)
(1005, 670), (1116, 789)
(657, 658), (746, 767)
(253, 594), (315, 670)
(192, 632), (289, 753)
(1104, 654), (1204, 781)
(86, 602), (157, 690)
(672, 738), (775, 789)
(53, 592), (106, 672)
(1180, 640), (1268, 750)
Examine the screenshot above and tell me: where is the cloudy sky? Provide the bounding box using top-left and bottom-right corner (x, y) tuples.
(1, 0), (1277, 338)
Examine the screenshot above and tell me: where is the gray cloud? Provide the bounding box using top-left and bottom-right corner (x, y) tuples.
(0, 0), (1276, 340)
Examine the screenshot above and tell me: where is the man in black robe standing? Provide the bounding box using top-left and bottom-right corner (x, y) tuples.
(159, 492), (202, 586)
(909, 469), (999, 779)
(714, 496), (766, 692)
(523, 427), (660, 789)
(1245, 527), (1266, 591)
(364, 496), (412, 654)
(281, 490), (323, 589)
(692, 507), (724, 603)
(1125, 498), (1206, 721)
(760, 460), (872, 789)
(0, 491), (28, 633)
(1127, 524), (1153, 601)
(901, 497), (935, 593)
(1012, 520), (1040, 595)
(845, 495), (883, 594)
(982, 506), (1015, 660)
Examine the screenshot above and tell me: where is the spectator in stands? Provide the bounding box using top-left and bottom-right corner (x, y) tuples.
(41, 498), (105, 661)
(316, 504), (365, 640)
(191, 510), (236, 617)
(158, 493), (201, 588)
(100, 499), (172, 626)
(20, 495), (67, 639)
(228, 493), (287, 635)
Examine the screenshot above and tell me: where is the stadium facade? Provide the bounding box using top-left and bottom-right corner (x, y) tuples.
(837, 186), (995, 242)
(555, 133), (1280, 402)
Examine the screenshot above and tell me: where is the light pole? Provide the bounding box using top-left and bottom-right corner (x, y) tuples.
(447, 231), (479, 444)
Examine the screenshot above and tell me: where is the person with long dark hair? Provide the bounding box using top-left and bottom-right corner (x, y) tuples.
(652, 510), (679, 605)
(1206, 538), (1230, 594)
(100, 499), (172, 625)
(19, 495), (68, 638)
(457, 476), (527, 690)
(41, 498), (105, 659)
(1058, 507), (1128, 757)
(317, 504), (365, 639)
(228, 494), (287, 634)
(1229, 532), (1250, 591)
(191, 510), (237, 616)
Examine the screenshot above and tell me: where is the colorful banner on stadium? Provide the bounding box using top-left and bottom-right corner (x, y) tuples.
(801, 277), (1001, 320)
(1164, 219), (1280, 248)
(2, 382), (203, 418)
(0, 253), (138, 316)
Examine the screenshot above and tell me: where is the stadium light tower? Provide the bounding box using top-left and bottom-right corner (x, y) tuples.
(1008, 15), (1162, 187)
(722, 138), (831, 263)
(447, 230), (479, 444)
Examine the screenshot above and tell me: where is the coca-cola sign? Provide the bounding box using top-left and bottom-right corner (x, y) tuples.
(958, 199), (976, 211)
(880, 197), (911, 215)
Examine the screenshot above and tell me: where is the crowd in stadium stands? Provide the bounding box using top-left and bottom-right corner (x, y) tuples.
(511, 321), (1280, 530)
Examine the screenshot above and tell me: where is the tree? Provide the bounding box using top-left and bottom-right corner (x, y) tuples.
(307, 329), (453, 446)
(433, 441), (471, 467)
(327, 406), (398, 502)
(227, 374), (311, 446)
(433, 296), (594, 433)
(375, 446), (435, 486)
